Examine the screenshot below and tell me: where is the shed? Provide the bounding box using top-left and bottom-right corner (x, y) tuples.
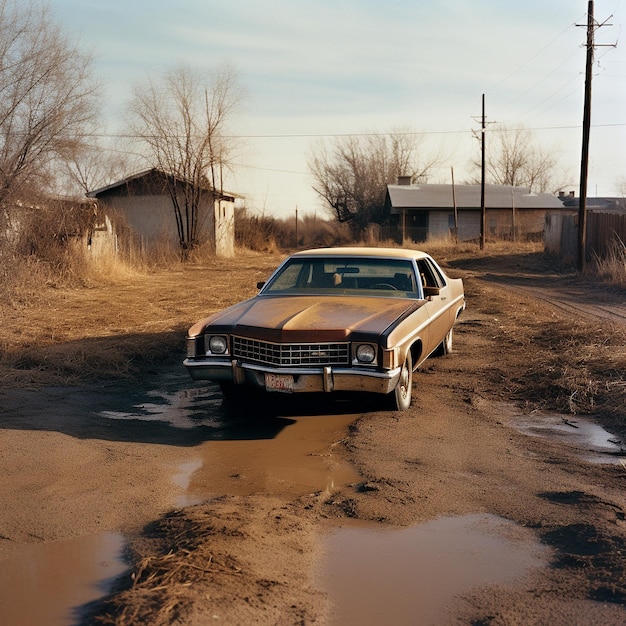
(87, 169), (239, 257)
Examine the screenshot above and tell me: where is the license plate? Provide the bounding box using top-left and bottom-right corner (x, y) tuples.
(265, 373), (294, 393)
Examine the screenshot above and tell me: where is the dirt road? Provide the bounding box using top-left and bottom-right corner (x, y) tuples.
(452, 251), (626, 325)
(0, 250), (625, 625)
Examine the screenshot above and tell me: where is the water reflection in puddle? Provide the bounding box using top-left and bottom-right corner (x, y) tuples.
(512, 412), (625, 464)
(172, 458), (206, 506)
(0, 532), (127, 626)
(320, 514), (548, 626)
(101, 385), (223, 430)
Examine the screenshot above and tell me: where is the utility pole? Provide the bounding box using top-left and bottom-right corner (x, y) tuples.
(480, 94), (486, 250)
(451, 166), (458, 242)
(577, 1), (615, 272)
(473, 94), (494, 249)
(578, 1), (594, 272)
(402, 208), (406, 243)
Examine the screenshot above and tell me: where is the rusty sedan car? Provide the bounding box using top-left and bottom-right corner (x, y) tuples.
(184, 247), (465, 410)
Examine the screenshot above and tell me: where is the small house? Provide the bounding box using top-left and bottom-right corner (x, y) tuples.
(385, 182), (567, 242)
(87, 169), (239, 257)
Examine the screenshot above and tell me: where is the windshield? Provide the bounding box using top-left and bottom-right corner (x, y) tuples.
(262, 257), (420, 298)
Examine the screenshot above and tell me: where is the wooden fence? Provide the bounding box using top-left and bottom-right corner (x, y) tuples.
(587, 212), (626, 256)
(544, 211), (626, 263)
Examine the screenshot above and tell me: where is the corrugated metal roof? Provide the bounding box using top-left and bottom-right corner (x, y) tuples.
(387, 184), (565, 211)
(562, 197), (626, 213)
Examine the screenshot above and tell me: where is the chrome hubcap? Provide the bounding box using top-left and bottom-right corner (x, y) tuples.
(399, 363), (409, 397)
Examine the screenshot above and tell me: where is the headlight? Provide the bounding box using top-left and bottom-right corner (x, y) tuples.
(355, 343), (376, 363)
(207, 335), (228, 355)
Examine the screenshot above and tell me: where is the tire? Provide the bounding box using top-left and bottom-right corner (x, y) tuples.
(440, 327), (454, 355)
(386, 351), (413, 411)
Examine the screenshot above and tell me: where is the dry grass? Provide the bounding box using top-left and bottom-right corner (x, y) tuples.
(465, 276), (626, 433)
(422, 236), (544, 260)
(535, 323), (626, 421)
(0, 248), (284, 387)
(89, 495), (324, 626)
(92, 510), (243, 626)
(592, 236), (626, 288)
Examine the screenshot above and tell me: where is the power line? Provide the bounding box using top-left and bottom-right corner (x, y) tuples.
(84, 121), (626, 143)
(486, 17), (586, 97)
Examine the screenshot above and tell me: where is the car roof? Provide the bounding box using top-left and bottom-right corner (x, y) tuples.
(290, 247), (431, 260)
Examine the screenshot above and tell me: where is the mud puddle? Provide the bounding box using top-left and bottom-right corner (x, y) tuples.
(102, 381), (362, 503)
(511, 411), (625, 464)
(2, 378), (361, 624)
(177, 410), (361, 504)
(0, 532), (127, 626)
(320, 513), (549, 625)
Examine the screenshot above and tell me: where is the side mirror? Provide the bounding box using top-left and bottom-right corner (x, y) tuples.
(256, 281), (265, 289)
(423, 286), (441, 298)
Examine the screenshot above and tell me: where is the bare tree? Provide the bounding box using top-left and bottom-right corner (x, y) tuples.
(128, 63), (243, 256)
(480, 125), (558, 193)
(0, 0), (98, 206)
(308, 129), (440, 235)
(60, 141), (137, 196)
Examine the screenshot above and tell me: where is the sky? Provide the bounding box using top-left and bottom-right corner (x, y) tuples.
(51, 0), (626, 218)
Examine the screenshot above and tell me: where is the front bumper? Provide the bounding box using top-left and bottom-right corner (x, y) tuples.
(183, 357), (401, 395)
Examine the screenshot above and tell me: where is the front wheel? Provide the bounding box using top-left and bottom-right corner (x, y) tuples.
(386, 352), (413, 411)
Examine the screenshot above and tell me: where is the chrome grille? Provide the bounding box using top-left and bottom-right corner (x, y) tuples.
(232, 336), (350, 367)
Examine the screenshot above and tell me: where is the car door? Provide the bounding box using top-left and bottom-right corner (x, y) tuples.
(416, 258), (453, 353)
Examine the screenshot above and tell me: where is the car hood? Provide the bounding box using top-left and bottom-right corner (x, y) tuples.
(190, 295), (425, 342)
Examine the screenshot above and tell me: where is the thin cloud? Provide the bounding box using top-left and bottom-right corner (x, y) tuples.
(53, 0), (625, 214)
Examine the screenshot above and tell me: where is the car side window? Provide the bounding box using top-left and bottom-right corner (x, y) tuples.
(427, 259), (447, 287)
(417, 259), (446, 289)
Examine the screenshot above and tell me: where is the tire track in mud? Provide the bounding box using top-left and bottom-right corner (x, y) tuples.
(480, 275), (626, 327)
(512, 285), (626, 325)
